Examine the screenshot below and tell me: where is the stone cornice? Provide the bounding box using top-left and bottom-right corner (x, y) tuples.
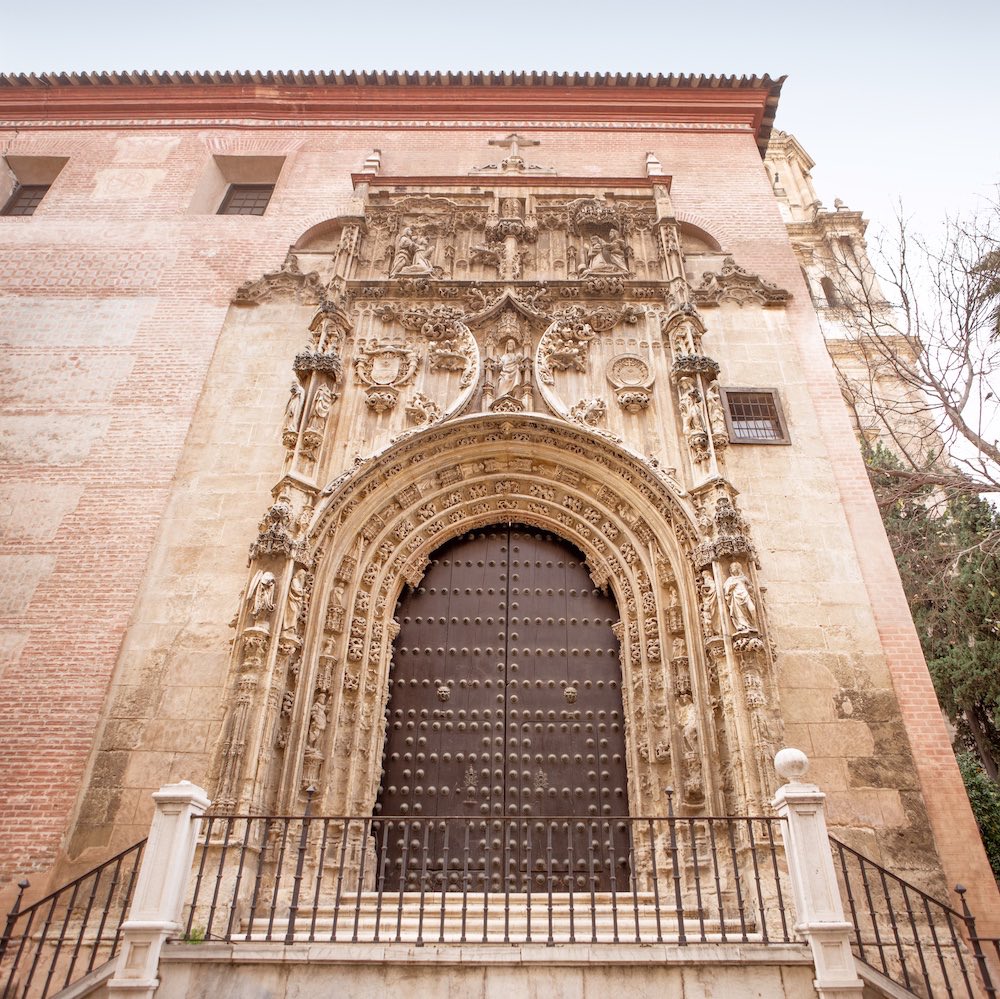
(353, 174), (671, 190)
(0, 71), (785, 155)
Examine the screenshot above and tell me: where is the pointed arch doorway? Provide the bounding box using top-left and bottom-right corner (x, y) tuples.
(375, 525), (629, 892)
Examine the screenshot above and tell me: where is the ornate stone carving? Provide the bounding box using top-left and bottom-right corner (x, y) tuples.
(250, 494), (298, 560)
(294, 301), (349, 377)
(233, 253), (325, 305)
(404, 392), (443, 426)
(606, 353), (654, 412)
(354, 340), (418, 412)
(691, 256), (790, 308)
(569, 398), (606, 427)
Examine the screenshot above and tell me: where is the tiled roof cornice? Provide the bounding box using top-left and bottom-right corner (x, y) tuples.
(0, 70), (785, 155)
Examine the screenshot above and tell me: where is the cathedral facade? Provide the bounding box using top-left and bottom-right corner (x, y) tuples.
(0, 70), (995, 948)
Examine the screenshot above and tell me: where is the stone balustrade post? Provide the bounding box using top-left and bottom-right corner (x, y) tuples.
(107, 780), (211, 999)
(772, 748), (864, 999)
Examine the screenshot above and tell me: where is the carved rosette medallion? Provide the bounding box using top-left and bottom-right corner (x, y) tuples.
(606, 353), (654, 412)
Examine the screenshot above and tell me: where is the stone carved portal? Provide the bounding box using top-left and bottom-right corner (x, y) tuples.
(214, 413), (782, 844)
(376, 526), (628, 891)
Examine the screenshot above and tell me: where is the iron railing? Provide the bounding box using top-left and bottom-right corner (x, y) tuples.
(184, 807), (793, 947)
(832, 836), (996, 998)
(0, 839), (145, 999)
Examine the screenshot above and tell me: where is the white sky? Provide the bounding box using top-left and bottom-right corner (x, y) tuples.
(1, 0), (997, 239)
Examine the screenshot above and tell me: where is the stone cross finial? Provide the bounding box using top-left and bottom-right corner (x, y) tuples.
(488, 133), (540, 159)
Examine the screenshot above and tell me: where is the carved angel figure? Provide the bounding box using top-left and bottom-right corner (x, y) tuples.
(723, 561), (758, 632)
(248, 570), (276, 621)
(390, 227), (434, 277)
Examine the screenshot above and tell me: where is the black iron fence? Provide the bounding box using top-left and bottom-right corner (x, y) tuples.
(0, 839), (145, 999)
(832, 836), (996, 998)
(184, 808), (793, 947)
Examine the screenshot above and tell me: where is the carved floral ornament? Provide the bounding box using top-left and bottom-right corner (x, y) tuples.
(232, 251), (325, 306)
(691, 256), (791, 308)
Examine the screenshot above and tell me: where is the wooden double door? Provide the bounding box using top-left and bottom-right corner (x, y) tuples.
(375, 525), (629, 891)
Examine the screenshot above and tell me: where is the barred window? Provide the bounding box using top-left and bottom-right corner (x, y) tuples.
(720, 388), (790, 445)
(218, 184), (274, 216)
(2, 185), (49, 217)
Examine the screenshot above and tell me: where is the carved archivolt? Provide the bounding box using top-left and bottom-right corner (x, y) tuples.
(211, 412), (784, 835)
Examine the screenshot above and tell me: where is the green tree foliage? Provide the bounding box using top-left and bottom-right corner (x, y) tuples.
(957, 753), (1000, 880)
(868, 443), (1000, 874)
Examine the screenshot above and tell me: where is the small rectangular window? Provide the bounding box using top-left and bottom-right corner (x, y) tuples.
(218, 184), (274, 216)
(2, 184), (49, 217)
(721, 388), (790, 445)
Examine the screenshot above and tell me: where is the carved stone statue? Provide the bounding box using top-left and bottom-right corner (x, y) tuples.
(678, 693), (700, 756)
(699, 569), (719, 636)
(307, 692), (328, 746)
(248, 570), (276, 621)
(579, 229), (629, 277)
(678, 378), (706, 435)
(282, 567), (308, 639)
(496, 338), (523, 398)
(283, 382), (304, 436)
(390, 227), (434, 277)
(706, 380), (727, 437)
(723, 561), (758, 632)
(305, 384), (334, 436)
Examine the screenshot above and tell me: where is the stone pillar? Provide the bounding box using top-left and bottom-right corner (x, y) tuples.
(772, 748), (864, 999)
(107, 780), (211, 999)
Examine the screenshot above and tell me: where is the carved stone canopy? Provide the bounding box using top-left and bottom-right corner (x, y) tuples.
(233, 253), (325, 305)
(691, 256), (790, 308)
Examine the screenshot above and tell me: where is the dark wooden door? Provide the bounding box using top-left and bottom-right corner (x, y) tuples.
(375, 526), (628, 891)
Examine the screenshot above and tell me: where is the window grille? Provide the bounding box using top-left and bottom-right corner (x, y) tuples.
(721, 388), (790, 445)
(218, 184), (274, 216)
(2, 184), (49, 216)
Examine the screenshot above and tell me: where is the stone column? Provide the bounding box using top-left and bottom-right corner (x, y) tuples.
(772, 748), (864, 999)
(107, 781), (211, 999)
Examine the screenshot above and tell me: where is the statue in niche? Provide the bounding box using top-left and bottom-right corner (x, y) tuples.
(496, 338), (524, 398)
(706, 381), (727, 437)
(699, 569), (720, 636)
(723, 561), (758, 633)
(282, 568), (308, 640)
(283, 382), (304, 436)
(579, 229), (629, 277)
(390, 226), (434, 277)
(678, 693), (700, 756)
(308, 692), (328, 747)
(248, 570), (276, 622)
(305, 384), (334, 436)
(678, 378), (707, 435)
